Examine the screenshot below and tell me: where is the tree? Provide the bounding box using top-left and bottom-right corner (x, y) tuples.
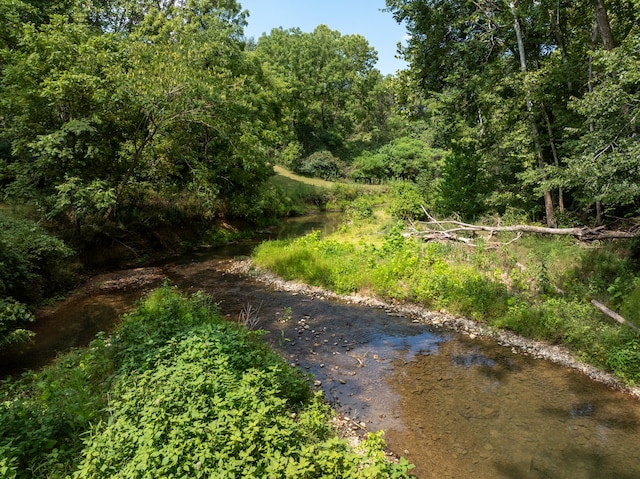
(559, 26), (640, 217)
(253, 25), (380, 157)
(0, 0), (275, 228)
(385, 0), (640, 223)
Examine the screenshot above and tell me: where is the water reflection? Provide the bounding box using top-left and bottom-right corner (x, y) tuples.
(386, 337), (640, 479)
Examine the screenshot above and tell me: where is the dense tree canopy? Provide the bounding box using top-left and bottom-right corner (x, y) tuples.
(386, 0), (640, 224)
(2, 0), (638, 227)
(0, 0), (275, 228)
(252, 25), (390, 163)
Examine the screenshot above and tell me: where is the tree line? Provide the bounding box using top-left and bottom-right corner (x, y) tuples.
(2, 0), (639, 229)
(385, 0), (640, 225)
(0, 0), (399, 231)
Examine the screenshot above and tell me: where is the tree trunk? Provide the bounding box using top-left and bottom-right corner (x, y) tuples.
(542, 106), (564, 212)
(594, 0), (615, 50)
(588, 18), (607, 226)
(549, 2), (571, 92)
(510, 1), (556, 227)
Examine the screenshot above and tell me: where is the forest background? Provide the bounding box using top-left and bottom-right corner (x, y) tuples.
(0, 0), (639, 476)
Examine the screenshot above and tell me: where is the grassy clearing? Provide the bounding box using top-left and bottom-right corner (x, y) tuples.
(272, 165), (386, 193)
(253, 214), (640, 385)
(267, 165), (388, 215)
(272, 165), (339, 189)
(0, 285), (413, 479)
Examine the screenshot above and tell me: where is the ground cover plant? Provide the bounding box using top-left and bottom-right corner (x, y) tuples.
(253, 214), (640, 385)
(0, 212), (75, 348)
(0, 285), (413, 479)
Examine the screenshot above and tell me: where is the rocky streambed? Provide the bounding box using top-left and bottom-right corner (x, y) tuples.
(229, 259), (640, 400)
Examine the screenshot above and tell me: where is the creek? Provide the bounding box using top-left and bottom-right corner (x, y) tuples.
(1, 213), (640, 478)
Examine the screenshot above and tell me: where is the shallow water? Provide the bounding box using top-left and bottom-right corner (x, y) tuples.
(384, 337), (640, 479)
(2, 214), (640, 478)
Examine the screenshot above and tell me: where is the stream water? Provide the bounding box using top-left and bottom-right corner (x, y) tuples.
(2, 213), (640, 478)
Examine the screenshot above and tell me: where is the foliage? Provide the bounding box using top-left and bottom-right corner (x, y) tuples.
(558, 28), (640, 215)
(253, 25), (382, 157)
(437, 141), (488, 219)
(0, 213), (74, 299)
(346, 196), (375, 221)
(350, 136), (445, 185)
(0, 298), (34, 348)
(296, 150), (343, 181)
(0, 285), (413, 478)
(386, 0), (640, 223)
(0, 212), (74, 348)
(0, 0), (275, 229)
(387, 181), (425, 220)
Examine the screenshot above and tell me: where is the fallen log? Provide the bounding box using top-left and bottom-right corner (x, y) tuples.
(410, 210), (640, 244)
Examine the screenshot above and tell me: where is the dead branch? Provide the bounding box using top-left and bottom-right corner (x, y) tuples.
(238, 301), (263, 330)
(409, 211), (639, 246)
(591, 300), (640, 334)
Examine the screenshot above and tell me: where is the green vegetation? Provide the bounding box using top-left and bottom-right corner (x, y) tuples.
(385, 0), (640, 225)
(0, 211), (75, 347)
(253, 216), (640, 384)
(0, 285), (413, 478)
(2, 0), (638, 473)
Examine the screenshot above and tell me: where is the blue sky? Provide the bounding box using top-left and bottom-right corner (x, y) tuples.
(239, 0), (408, 76)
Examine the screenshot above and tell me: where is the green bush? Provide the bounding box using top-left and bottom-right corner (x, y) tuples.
(437, 143), (488, 219)
(0, 213), (74, 301)
(0, 285), (413, 479)
(0, 212), (74, 348)
(621, 277), (640, 327)
(346, 196), (375, 221)
(0, 299), (35, 348)
(387, 181), (425, 220)
(296, 151), (343, 180)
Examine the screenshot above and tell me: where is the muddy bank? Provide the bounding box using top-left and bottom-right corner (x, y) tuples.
(231, 259), (640, 401)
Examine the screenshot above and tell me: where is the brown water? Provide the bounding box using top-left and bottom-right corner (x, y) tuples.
(385, 339), (640, 479)
(2, 214), (640, 478)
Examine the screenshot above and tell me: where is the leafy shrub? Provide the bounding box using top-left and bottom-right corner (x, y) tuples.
(565, 244), (636, 305)
(387, 181), (425, 220)
(349, 151), (388, 184)
(0, 299), (35, 348)
(296, 151), (342, 180)
(621, 277), (640, 327)
(0, 213), (74, 301)
(349, 137), (445, 184)
(229, 184), (306, 226)
(0, 285), (412, 478)
(0, 212), (74, 348)
(437, 143), (488, 219)
(346, 196), (375, 221)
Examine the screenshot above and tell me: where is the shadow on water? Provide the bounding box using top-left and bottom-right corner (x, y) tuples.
(1, 212), (640, 478)
(0, 292), (143, 377)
